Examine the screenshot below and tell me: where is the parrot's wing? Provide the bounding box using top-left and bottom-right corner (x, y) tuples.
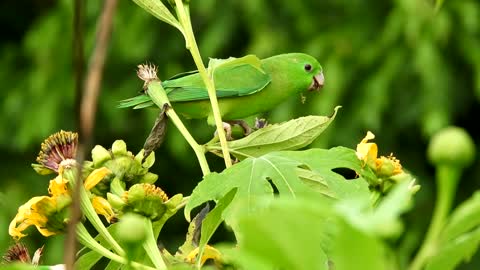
(118, 55), (271, 108)
(164, 55), (272, 102)
(118, 94), (153, 109)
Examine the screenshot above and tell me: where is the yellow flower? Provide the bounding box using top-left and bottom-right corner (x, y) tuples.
(9, 194), (69, 240)
(356, 131), (403, 177)
(9, 167), (114, 240)
(186, 245), (222, 266)
(376, 154), (403, 177)
(84, 167), (116, 222)
(356, 131), (378, 169)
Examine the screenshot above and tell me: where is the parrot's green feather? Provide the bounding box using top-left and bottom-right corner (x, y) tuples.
(163, 55), (271, 102)
(118, 95), (152, 108)
(133, 101), (155, 109)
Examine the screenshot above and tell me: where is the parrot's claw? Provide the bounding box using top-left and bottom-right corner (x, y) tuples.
(222, 122), (234, 141)
(213, 122), (234, 141)
(226, 120), (253, 136)
(214, 120), (253, 141)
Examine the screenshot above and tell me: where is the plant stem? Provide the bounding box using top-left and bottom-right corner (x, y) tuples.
(174, 0), (233, 168)
(147, 80), (211, 175)
(143, 219), (167, 270)
(79, 185), (125, 256)
(408, 165), (460, 270)
(64, 168), (125, 257)
(77, 224), (156, 270)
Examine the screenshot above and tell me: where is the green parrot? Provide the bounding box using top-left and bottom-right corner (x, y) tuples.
(119, 53), (324, 136)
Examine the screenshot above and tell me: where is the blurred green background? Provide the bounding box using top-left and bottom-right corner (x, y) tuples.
(1, 0), (479, 268)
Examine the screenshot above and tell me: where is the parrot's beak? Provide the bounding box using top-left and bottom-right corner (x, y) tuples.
(309, 72), (325, 91)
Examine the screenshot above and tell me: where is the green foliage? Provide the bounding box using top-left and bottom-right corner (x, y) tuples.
(425, 192), (480, 270)
(2, 0), (480, 269)
(205, 106), (340, 160)
(185, 147), (370, 225)
(221, 181), (414, 270)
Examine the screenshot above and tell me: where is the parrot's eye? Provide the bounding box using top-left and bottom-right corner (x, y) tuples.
(304, 64), (312, 72)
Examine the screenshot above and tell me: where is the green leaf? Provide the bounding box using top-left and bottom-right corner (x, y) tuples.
(441, 191), (480, 242)
(426, 227), (480, 270)
(196, 188), (237, 266)
(330, 220), (390, 270)
(76, 249), (103, 270)
(205, 107), (340, 160)
(132, 0), (184, 34)
(335, 181), (413, 238)
(0, 264), (47, 270)
(104, 261), (122, 270)
(329, 183), (413, 270)
(285, 147), (373, 200)
(231, 197), (331, 270)
(185, 147), (370, 224)
(424, 192), (480, 270)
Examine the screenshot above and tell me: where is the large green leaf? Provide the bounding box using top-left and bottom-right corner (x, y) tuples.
(330, 220), (390, 270)
(196, 188), (237, 266)
(184, 147), (370, 224)
(441, 191), (480, 242)
(205, 107), (340, 160)
(426, 227), (480, 270)
(230, 197), (331, 270)
(331, 182), (414, 270)
(132, 0), (183, 33)
(424, 192), (480, 270)
(335, 181), (414, 238)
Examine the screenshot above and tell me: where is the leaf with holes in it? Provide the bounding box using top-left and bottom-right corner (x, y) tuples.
(204, 107), (341, 160)
(184, 147), (370, 227)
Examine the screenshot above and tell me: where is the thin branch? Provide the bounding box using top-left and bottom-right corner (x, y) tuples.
(65, 0), (118, 269)
(80, 0), (118, 139)
(64, 0), (84, 267)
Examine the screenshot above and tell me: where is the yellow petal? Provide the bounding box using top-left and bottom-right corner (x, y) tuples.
(9, 196), (51, 240)
(36, 227), (58, 237)
(9, 218), (27, 240)
(48, 175), (69, 196)
(84, 167), (112, 190)
(92, 196), (115, 223)
(356, 131), (378, 167)
(186, 245), (222, 266)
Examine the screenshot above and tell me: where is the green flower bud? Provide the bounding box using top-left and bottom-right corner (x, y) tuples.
(112, 140), (128, 156)
(389, 172), (413, 183)
(88, 141), (159, 196)
(110, 177), (126, 196)
(91, 145), (112, 167)
(107, 192), (126, 210)
(139, 172), (158, 184)
(142, 152), (155, 169)
(116, 213), (147, 244)
(376, 156), (401, 178)
(122, 184), (169, 221)
(427, 126), (475, 169)
(408, 180), (421, 195)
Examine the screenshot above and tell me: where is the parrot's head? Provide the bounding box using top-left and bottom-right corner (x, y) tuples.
(264, 53), (324, 93)
(294, 53), (324, 92)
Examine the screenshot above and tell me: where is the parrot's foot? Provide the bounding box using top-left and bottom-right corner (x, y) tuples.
(214, 120), (253, 141)
(226, 120), (253, 136)
(222, 122), (234, 141)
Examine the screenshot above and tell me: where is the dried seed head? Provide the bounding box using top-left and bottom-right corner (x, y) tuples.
(33, 130), (78, 174)
(3, 243), (31, 263)
(137, 63), (159, 90)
